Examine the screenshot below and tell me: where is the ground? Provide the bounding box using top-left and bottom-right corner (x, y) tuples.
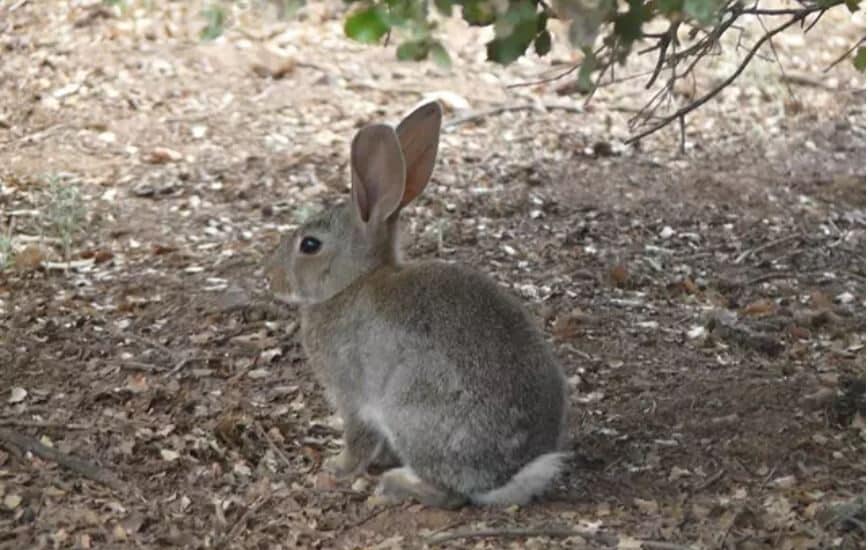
(0, 1), (865, 549)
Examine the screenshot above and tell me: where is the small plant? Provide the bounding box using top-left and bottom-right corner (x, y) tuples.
(0, 234), (11, 271)
(45, 176), (86, 262)
(201, 3), (228, 40)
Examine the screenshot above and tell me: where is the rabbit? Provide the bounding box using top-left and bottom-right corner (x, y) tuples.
(264, 102), (568, 508)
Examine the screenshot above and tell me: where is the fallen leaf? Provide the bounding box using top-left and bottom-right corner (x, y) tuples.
(14, 245), (50, 271)
(151, 243), (178, 255)
(9, 387), (27, 403)
(3, 494), (21, 510)
(125, 374), (149, 394)
(741, 298), (776, 317)
(160, 449), (180, 462)
(616, 535), (643, 549)
(609, 263), (630, 287)
(143, 147), (182, 164)
(247, 368), (270, 379)
(787, 325), (810, 340)
(633, 497), (659, 514)
(552, 308), (596, 341)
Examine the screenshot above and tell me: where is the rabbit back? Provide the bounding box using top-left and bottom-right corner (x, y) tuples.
(301, 260), (567, 497)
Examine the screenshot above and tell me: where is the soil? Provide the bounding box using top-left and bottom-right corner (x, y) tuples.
(0, 1), (865, 549)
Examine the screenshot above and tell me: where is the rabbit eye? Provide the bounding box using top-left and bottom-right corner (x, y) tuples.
(299, 236), (321, 254)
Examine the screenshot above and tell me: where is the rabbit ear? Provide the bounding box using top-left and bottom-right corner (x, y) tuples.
(396, 101), (442, 208)
(350, 124), (407, 227)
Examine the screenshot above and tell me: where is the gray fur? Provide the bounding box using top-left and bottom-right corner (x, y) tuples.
(264, 102), (567, 507)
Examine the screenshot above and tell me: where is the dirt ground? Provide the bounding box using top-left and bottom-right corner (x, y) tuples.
(0, 1), (865, 548)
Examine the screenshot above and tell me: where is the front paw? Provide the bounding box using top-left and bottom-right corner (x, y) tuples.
(323, 450), (355, 478)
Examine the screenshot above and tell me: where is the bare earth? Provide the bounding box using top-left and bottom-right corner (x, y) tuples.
(0, 1), (865, 549)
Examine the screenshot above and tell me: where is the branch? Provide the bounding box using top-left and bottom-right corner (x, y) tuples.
(0, 427), (126, 493)
(824, 36), (866, 72)
(645, 22), (679, 89)
(625, 10), (817, 145)
(427, 527), (617, 546)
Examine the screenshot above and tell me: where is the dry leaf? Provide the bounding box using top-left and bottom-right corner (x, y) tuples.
(8, 387), (27, 403)
(741, 298), (776, 317)
(144, 147), (182, 164)
(14, 245), (50, 271)
(616, 535), (643, 549)
(3, 494), (21, 510)
(159, 449), (180, 462)
(609, 263), (630, 287)
(125, 374), (149, 394)
(633, 497), (659, 514)
(552, 308), (594, 341)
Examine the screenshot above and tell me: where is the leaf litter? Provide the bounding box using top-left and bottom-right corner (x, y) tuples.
(0, 0), (864, 549)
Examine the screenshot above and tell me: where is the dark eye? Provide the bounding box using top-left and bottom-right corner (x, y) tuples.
(299, 236), (321, 254)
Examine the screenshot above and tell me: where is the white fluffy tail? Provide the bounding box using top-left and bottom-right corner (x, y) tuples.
(470, 452), (569, 506)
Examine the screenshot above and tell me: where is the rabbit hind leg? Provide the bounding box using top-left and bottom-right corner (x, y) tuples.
(376, 467), (466, 509)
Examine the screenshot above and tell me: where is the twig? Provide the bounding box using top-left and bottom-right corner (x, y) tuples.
(164, 355), (192, 377)
(254, 421), (292, 469)
(115, 329), (175, 359)
(645, 22), (678, 89)
(694, 468), (726, 492)
(0, 419), (90, 430)
(0, 427), (125, 493)
(641, 542), (695, 550)
(218, 493), (271, 549)
(427, 526), (617, 546)
(119, 361), (169, 372)
(824, 37), (866, 73)
(344, 502), (407, 531)
(734, 233), (802, 264)
(754, 15), (795, 100)
(743, 271), (797, 287)
(507, 64), (580, 89)
(444, 103), (583, 129)
(626, 10), (818, 145)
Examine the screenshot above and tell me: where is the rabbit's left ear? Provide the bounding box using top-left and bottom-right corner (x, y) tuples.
(350, 124), (406, 227)
(396, 101), (442, 208)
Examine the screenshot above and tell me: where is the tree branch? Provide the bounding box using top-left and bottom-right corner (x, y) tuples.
(625, 9), (819, 145)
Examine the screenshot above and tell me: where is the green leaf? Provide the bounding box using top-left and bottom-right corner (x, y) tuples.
(536, 11), (548, 32)
(845, 0), (862, 12)
(200, 5), (226, 41)
(397, 39), (430, 61)
(656, 0), (683, 14)
(576, 50), (597, 94)
(462, 1), (496, 26)
(683, 0), (719, 24)
(434, 0), (454, 16)
(534, 30), (552, 56)
(614, 0), (651, 43)
(485, 0), (539, 64)
(854, 46), (866, 72)
(430, 41), (452, 67)
(345, 6), (390, 44)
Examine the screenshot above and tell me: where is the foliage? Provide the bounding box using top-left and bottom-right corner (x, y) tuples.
(45, 177), (86, 262)
(338, 0), (863, 78)
(336, 0), (865, 139)
(194, 0), (863, 140)
(201, 3), (228, 40)
(0, 234), (11, 271)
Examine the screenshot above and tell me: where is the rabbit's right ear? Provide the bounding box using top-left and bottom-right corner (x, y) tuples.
(396, 101), (442, 208)
(350, 124), (407, 229)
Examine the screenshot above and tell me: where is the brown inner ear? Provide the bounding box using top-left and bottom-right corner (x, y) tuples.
(352, 170), (371, 222)
(400, 138), (437, 208)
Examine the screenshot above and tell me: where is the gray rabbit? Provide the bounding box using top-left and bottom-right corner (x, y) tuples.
(265, 102), (567, 508)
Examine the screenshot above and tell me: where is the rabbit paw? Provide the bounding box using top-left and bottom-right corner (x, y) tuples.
(323, 450), (355, 478)
(376, 467), (466, 509)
